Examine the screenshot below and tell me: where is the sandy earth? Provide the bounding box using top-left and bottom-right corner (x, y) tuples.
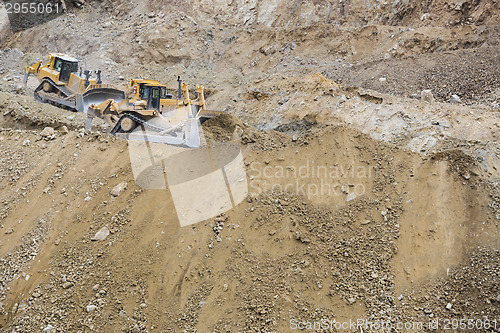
(0, 0), (499, 332)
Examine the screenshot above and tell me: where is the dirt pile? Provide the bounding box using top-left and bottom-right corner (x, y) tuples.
(0, 119), (497, 332)
(0, 0), (499, 332)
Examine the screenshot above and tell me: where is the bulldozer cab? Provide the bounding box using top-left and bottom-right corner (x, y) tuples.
(139, 85), (172, 111)
(53, 56), (79, 83)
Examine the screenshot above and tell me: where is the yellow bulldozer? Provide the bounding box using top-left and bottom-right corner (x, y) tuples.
(86, 77), (222, 147)
(24, 53), (125, 112)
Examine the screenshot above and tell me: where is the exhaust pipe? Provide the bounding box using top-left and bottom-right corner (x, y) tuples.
(95, 70), (102, 84)
(177, 76), (182, 100)
(84, 70), (91, 87)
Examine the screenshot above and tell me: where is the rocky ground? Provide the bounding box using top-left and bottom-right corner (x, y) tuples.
(0, 0), (499, 332)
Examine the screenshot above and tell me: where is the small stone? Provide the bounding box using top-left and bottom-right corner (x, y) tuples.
(22, 139), (30, 146)
(379, 77), (387, 82)
(43, 325), (54, 332)
(346, 193), (357, 202)
(449, 94), (462, 104)
(40, 127), (55, 137)
(62, 282), (73, 289)
(5, 228), (13, 234)
(86, 304), (97, 312)
(223, 284), (229, 292)
(92, 284), (99, 291)
(496, 294), (500, 302)
(61, 126), (69, 133)
(421, 90), (435, 103)
(111, 182), (127, 197)
(446, 302), (452, 310)
(32, 292), (41, 298)
(348, 297), (356, 304)
(118, 75), (125, 80)
(92, 226), (110, 241)
(438, 119), (451, 128)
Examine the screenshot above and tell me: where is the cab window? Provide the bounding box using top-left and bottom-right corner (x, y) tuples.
(54, 58), (62, 71)
(140, 86), (149, 100)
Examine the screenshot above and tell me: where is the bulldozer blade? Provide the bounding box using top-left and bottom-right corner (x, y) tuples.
(85, 116), (94, 131)
(79, 88), (126, 113)
(115, 117), (202, 148)
(186, 118), (201, 148)
(23, 73), (29, 90)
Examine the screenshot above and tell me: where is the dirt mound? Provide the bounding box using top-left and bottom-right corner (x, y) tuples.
(0, 0), (498, 331)
(0, 121), (497, 331)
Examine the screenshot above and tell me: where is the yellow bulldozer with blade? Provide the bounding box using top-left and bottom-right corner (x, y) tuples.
(24, 53), (125, 112)
(86, 77), (222, 147)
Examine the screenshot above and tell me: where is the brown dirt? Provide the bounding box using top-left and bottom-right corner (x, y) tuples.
(0, 1), (499, 332)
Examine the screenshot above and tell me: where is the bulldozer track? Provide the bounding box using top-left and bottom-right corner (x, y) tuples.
(34, 78), (77, 112)
(110, 113), (184, 135)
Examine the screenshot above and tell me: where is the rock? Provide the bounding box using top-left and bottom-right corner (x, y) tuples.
(111, 182), (127, 197)
(438, 119), (451, 128)
(348, 297), (356, 304)
(232, 126), (244, 141)
(421, 90), (435, 103)
(379, 77), (387, 82)
(61, 126), (69, 134)
(86, 304), (97, 312)
(118, 75), (125, 80)
(32, 292), (41, 298)
(40, 127), (55, 137)
(92, 226), (110, 241)
(5, 228), (13, 234)
(446, 302), (452, 310)
(346, 193), (357, 202)
(449, 94), (462, 104)
(496, 294), (500, 302)
(22, 139), (30, 146)
(223, 283), (229, 292)
(62, 282), (73, 289)
(43, 325), (54, 332)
